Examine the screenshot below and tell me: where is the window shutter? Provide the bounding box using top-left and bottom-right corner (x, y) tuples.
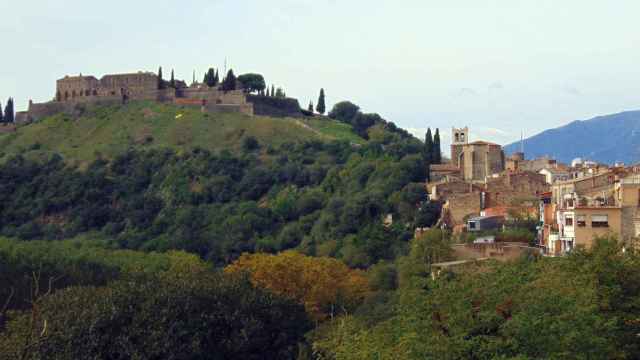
(591, 215), (608, 222)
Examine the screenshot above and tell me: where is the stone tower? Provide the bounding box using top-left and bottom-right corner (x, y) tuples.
(451, 127), (469, 167)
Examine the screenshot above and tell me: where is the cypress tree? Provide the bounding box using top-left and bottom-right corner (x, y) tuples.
(203, 72), (208, 84)
(205, 68), (216, 87)
(4, 98), (14, 124)
(433, 128), (442, 164)
(308, 101), (314, 112)
(214, 69), (219, 85)
(0, 101), (3, 124)
(424, 128), (434, 164)
(222, 69), (236, 91)
(157, 67), (165, 89)
(170, 69), (176, 88)
(316, 88), (326, 115)
(271, 85), (275, 97)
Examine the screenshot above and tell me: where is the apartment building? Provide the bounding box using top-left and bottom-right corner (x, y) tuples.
(539, 169), (640, 255)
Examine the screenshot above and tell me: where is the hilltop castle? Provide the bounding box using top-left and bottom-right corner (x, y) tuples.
(16, 70), (301, 123)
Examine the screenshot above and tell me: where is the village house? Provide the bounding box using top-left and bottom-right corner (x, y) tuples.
(539, 168), (640, 255)
(427, 128), (550, 230)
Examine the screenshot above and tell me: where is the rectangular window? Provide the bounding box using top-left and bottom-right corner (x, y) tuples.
(591, 215), (609, 228)
(565, 216), (573, 226)
(577, 215), (586, 227)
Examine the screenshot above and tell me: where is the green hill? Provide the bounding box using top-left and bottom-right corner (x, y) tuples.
(0, 101), (363, 164)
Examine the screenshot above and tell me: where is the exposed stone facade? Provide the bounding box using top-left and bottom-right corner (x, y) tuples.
(56, 73), (159, 101)
(450, 127), (505, 182)
(430, 171), (549, 227)
(429, 163), (461, 182)
(484, 171), (549, 208)
(20, 71), (266, 123)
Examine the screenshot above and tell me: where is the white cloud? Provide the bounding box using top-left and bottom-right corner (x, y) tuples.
(451, 87), (478, 97)
(488, 81), (504, 90)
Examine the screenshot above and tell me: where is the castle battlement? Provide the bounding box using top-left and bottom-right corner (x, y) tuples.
(18, 71), (256, 123)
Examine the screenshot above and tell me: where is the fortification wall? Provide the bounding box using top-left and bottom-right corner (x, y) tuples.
(484, 172), (549, 207)
(27, 102), (68, 122)
(26, 97), (124, 122)
(447, 192), (481, 225)
(181, 88), (247, 105)
(247, 95), (302, 118)
(25, 73), (309, 122)
(57, 73), (158, 101)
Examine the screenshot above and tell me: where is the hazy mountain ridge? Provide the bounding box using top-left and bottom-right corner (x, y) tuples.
(504, 110), (640, 165)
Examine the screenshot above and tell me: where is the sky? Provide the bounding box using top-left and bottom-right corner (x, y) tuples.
(2, 0), (640, 151)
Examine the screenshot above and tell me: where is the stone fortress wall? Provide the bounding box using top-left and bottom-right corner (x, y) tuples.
(17, 71), (266, 123)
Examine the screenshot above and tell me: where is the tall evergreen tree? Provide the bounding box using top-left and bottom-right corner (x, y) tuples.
(205, 68), (216, 87)
(169, 69), (176, 88)
(271, 85), (275, 97)
(316, 88), (326, 115)
(4, 98), (14, 124)
(433, 128), (442, 164)
(157, 67), (165, 89)
(214, 69), (219, 85)
(424, 128), (434, 164)
(308, 101), (314, 112)
(0, 101), (3, 124)
(222, 69), (237, 91)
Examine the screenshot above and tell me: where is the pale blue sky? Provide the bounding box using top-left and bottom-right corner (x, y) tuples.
(2, 0), (640, 148)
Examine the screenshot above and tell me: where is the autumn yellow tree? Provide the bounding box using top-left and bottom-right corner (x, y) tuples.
(225, 251), (369, 320)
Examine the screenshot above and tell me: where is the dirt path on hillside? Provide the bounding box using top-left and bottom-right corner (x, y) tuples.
(293, 119), (326, 138)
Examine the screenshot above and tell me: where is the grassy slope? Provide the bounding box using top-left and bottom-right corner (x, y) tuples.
(0, 101), (363, 164)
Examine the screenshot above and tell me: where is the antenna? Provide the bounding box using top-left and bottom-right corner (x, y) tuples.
(520, 130), (524, 154)
(192, 70), (195, 85)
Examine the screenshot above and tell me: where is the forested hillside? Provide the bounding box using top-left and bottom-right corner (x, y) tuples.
(0, 100), (439, 267)
(3, 100), (638, 359)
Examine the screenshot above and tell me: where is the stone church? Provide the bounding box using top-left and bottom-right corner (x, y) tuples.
(450, 127), (505, 182)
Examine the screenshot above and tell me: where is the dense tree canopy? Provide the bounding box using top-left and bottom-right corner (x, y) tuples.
(237, 73), (266, 93)
(204, 67), (218, 87)
(328, 101), (360, 123)
(222, 69), (237, 91)
(0, 268), (310, 359)
(226, 251), (369, 320)
(311, 235), (640, 359)
(0, 127), (433, 267)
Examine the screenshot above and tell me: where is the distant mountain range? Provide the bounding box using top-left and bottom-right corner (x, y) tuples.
(504, 110), (640, 165)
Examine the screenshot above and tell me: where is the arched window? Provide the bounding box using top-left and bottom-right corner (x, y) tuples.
(64, 91), (69, 100)
(92, 89), (98, 96)
(72, 90), (76, 98)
